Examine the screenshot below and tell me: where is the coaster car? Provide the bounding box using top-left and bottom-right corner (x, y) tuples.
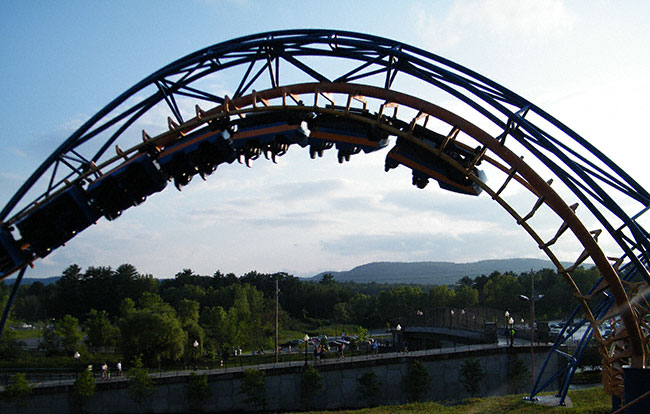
(157, 127), (236, 190)
(307, 107), (389, 162)
(385, 136), (486, 196)
(16, 185), (100, 257)
(229, 110), (310, 166)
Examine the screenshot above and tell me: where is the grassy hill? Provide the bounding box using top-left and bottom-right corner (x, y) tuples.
(299, 387), (609, 413)
(311, 258), (565, 285)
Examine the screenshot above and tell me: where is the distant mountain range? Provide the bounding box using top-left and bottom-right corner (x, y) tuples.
(3, 258), (569, 287)
(310, 258), (566, 285)
(1, 276), (60, 286)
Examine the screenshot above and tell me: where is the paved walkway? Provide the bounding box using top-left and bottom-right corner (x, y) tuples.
(3, 341), (540, 391)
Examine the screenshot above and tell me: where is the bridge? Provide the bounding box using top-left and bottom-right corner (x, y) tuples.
(0, 30), (648, 411)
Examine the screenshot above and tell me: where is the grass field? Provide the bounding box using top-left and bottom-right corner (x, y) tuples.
(299, 387), (610, 414)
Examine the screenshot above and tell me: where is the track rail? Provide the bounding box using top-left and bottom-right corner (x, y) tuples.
(1, 30), (648, 402)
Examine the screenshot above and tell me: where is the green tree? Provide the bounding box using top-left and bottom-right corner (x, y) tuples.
(84, 309), (119, 349)
(452, 285), (479, 308)
(483, 273), (523, 311)
(357, 371), (381, 406)
(459, 358), (486, 397)
(127, 355), (155, 404)
(427, 285), (455, 308)
(184, 320), (205, 367)
(119, 298), (186, 366)
(52, 264), (85, 319)
(240, 368), (267, 411)
(186, 372), (210, 413)
(119, 297), (136, 317)
(0, 294), (22, 359)
(356, 326), (370, 343)
(319, 273), (335, 285)
(200, 306), (228, 350)
(507, 357), (529, 394)
(1, 372), (32, 406)
(333, 302), (349, 323)
(300, 366), (322, 408)
(70, 369), (96, 413)
(39, 325), (61, 355)
(405, 360), (430, 402)
(54, 314), (83, 355)
(177, 299), (200, 324)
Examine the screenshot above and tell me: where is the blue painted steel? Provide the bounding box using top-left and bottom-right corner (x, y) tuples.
(0, 266), (26, 341)
(0, 30), (648, 403)
(0, 227), (26, 275)
(530, 256), (646, 403)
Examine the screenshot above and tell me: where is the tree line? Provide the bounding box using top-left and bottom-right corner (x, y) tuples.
(0, 263), (600, 366)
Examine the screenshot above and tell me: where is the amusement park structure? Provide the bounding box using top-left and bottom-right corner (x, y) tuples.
(0, 30), (648, 410)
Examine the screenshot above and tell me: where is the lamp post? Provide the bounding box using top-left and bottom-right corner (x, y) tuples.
(73, 351), (80, 377)
(304, 334), (309, 366)
(193, 340), (199, 369)
(519, 292), (543, 390)
(395, 324), (402, 352)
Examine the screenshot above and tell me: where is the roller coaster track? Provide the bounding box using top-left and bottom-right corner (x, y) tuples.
(0, 30), (648, 405)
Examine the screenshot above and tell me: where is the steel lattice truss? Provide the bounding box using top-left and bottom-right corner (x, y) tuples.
(1, 30), (649, 403)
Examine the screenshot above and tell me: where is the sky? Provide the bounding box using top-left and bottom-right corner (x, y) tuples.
(1, 0), (649, 279)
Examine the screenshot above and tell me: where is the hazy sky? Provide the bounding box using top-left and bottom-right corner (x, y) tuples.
(1, 1), (649, 278)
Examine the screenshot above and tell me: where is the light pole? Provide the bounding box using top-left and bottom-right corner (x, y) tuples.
(193, 340), (199, 369)
(395, 324), (402, 352)
(519, 292), (543, 389)
(275, 277), (279, 363)
(73, 351), (80, 377)
(304, 334), (309, 366)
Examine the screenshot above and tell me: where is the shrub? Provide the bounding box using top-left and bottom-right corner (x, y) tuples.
(1, 372), (32, 405)
(127, 355), (155, 404)
(70, 369), (96, 413)
(405, 360), (431, 402)
(240, 368), (267, 410)
(507, 357), (529, 394)
(459, 358), (486, 397)
(301, 365), (323, 408)
(357, 370), (381, 406)
(186, 371), (210, 412)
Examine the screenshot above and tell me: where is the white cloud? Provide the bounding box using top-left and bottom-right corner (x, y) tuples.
(412, 0), (573, 51)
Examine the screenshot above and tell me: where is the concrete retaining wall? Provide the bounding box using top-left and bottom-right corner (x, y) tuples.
(0, 344), (558, 413)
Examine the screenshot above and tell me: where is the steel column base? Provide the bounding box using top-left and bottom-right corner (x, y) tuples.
(623, 367), (650, 413)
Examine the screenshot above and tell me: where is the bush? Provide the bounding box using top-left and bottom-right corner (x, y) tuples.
(70, 369), (96, 413)
(127, 355), (155, 404)
(459, 358), (486, 397)
(507, 357), (529, 394)
(1, 372), (32, 405)
(357, 370), (381, 406)
(240, 368), (267, 410)
(0, 329), (23, 360)
(301, 365), (323, 408)
(186, 371), (210, 412)
(405, 360), (430, 402)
